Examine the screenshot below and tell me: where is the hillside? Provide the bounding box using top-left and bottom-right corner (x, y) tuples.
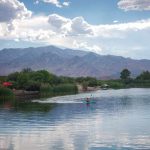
(0, 46), (150, 79)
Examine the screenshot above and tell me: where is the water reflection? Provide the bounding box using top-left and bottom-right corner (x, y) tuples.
(0, 100), (56, 112)
(0, 88), (150, 150)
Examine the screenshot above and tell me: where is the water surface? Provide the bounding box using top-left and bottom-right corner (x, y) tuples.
(0, 88), (150, 150)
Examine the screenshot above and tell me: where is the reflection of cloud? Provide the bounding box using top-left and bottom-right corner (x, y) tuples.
(0, 136), (14, 150)
(1, 89), (150, 149)
(1, 111), (150, 150)
(0, 114), (102, 150)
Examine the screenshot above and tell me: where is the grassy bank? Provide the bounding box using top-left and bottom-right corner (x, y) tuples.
(40, 83), (78, 97)
(0, 69), (150, 102)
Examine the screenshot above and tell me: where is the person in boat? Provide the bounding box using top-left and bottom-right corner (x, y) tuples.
(86, 97), (90, 103)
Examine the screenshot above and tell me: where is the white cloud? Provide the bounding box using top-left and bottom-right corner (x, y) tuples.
(73, 40), (102, 53)
(70, 17), (93, 35)
(1, 4), (150, 59)
(47, 14), (150, 39)
(48, 14), (70, 32)
(63, 1), (70, 6)
(43, 0), (62, 7)
(113, 20), (119, 23)
(34, 0), (39, 4)
(0, 0), (32, 23)
(93, 19), (150, 39)
(35, 0), (70, 8)
(48, 15), (94, 36)
(118, 0), (150, 11)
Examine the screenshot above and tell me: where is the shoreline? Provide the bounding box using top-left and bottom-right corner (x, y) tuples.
(11, 87), (150, 101)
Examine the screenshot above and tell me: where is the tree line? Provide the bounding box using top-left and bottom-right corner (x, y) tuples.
(0, 68), (150, 92)
(0, 68), (78, 97)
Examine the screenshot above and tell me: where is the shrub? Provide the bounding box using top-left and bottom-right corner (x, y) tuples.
(0, 86), (14, 100)
(108, 82), (125, 89)
(25, 81), (40, 91)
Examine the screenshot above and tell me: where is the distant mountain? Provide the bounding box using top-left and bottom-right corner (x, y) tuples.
(0, 46), (150, 79)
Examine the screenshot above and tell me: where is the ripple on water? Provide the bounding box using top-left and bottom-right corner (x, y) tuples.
(0, 88), (150, 150)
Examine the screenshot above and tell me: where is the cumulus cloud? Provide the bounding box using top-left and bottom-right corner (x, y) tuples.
(47, 14), (150, 39)
(48, 14), (70, 33)
(1, 6), (150, 58)
(118, 0), (150, 11)
(5, 16), (55, 41)
(48, 14), (94, 36)
(70, 17), (93, 35)
(0, 0), (32, 23)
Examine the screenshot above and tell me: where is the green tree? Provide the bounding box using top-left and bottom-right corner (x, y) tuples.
(120, 69), (131, 80)
(87, 78), (98, 87)
(30, 70), (51, 83)
(7, 72), (19, 81)
(17, 73), (29, 89)
(136, 71), (150, 80)
(25, 81), (40, 91)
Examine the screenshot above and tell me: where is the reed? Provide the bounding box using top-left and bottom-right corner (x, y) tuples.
(40, 83), (78, 97)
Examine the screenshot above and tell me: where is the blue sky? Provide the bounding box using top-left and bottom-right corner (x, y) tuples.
(20, 0), (150, 24)
(0, 0), (150, 59)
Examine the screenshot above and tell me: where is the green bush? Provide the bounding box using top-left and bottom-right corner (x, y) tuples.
(0, 86), (14, 100)
(25, 81), (40, 91)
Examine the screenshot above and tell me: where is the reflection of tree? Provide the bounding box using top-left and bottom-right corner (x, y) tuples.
(120, 96), (132, 107)
(0, 99), (14, 108)
(0, 99), (56, 113)
(13, 102), (56, 112)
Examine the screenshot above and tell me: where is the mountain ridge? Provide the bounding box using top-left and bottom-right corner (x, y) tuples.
(0, 46), (150, 79)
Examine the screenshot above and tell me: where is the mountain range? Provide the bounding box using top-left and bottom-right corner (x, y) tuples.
(0, 46), (150, 79)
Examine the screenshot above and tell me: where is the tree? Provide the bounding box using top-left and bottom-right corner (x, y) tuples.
(22, 68), (32, 73)
(88, 78), (98, 87)
(17, 73), (29, 89)
(30, 70), (51, 83)
(136, 71), (150, 80)
(7, 72), (19, 81)
(120, 69), (131, 80)
(25, 81), (40, 91)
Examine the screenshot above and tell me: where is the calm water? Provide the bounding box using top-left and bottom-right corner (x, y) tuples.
(0, 88), (150, 150)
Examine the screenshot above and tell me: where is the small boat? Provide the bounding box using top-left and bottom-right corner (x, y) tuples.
(82, 99), (96, 104)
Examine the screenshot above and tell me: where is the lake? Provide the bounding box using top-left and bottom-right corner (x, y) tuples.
(0, 88), (150, 150)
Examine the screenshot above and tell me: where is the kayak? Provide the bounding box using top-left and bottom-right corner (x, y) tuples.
(82, 100), (96, 104)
